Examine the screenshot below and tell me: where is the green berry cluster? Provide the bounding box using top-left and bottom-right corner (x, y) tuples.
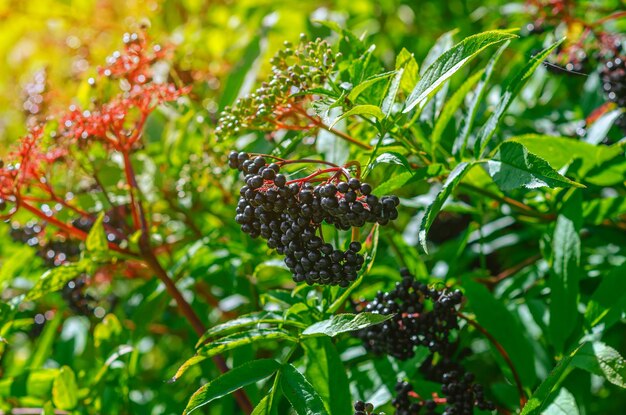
(216, 36), (340, 138)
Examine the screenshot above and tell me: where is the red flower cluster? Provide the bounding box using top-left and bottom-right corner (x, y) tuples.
(99, 31), (169, 85)
(0, 30), (189, 216)
(0, 126), (66, 206)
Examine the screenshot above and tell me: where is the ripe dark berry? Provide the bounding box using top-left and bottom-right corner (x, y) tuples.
(229, 152), (399, 286)
(355, 268), (462, 360)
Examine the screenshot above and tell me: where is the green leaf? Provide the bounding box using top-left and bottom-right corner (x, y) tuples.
(0, 369), (59, 399)
(218, 30), (266, 111)
(173, 329), (297, 381)
(372, 164), (444, 196)
(418, 162), (474, 253)
(486, 141), (584, 191)
(348, 71), (396, 102)
(474, 39), (564, 156)
(572, 342), (626, 388)
(196, 311), (306, 348)
(584, 108), (625, 145)
(404, 30), (517, 113)
(302, 338), (352, 415)
(454, 41), (509, 157)
(382, 68), (404, 116)
(430, 68), (484, 158)
(330, 105), (384, 129)
(549, 190), (583, 353)
(86, 212), (108, 253)
(25, 261), (87, 301)
(521, 345), (583, 415)
(302, 313), (393, 337)
(508, 134), (622, 183)
(544, 388), (579, 415)
(280, 364), (330, 415)
(251, 395), (276, 415)
(585, 262), (626, 329)
(463, 279), (537, 387)
(395, 48), (419, 93)
(183, 359), (280, 414)
(52, 366), (78, 410)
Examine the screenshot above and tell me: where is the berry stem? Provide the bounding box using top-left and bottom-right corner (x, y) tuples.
(457, 312), (527, 408)
(124, 149), (254, 414)
(285, 167), (349, 185)
(294, 106), (373, 150)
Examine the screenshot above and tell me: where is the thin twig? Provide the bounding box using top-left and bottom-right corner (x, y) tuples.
(457, 312), (527, 408)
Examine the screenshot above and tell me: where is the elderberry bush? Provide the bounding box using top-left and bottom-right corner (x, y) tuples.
(229, 151), (399, 286)
(356, 268), (462, 359)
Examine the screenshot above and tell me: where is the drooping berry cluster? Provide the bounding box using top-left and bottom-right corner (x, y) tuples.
(217, 37), (340, 138)
(353, 400), (383, 415)
(229, 151), (399, 286)
(355, 269), (497, 413)
(356, 268), (462, 359)
(391, 356), (496, 415)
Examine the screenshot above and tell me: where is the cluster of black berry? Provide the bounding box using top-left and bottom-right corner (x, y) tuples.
(393, 376), (494, 415)
(599, 41), (626, 133)
(229, 151), (399, 286)
(9, 222), (81, 267)
(71, 205), (129, 245)
(354, 400), (383, 415)
(217, 36), (340, 138)
(62, 276), (97, 316)
(356, 268), (462, 359)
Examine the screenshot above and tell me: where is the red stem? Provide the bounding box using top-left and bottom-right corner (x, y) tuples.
(121, 150), (253, 414)
(457, 312), (527, 408)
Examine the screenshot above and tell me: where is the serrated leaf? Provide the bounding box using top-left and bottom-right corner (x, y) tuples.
(395, 48), (419, 92)
(404, 30), (517, 113)
(303, 337), (352, 415)
(549, 190), (583, 353)
(544, 388), (579, 415)
(508, 134), (622, 183)
(173, 329), (297, 381)
(382, 68), (404, 116)
(330, 105), (384, 129)
(521, 345), (583, 415)
(474, 39), (564, 156)
(572, 342), (626, 388)
(454, 41), (509, 157)
(52, 366), (78, 410)
(418, 162), (474, 253)
(183, 359), (280, 414)
(431, 68), (484, 158)
(585, 262), (626, 329)
(280, 364), (330, 415)
(86, 212), (108, 253)
(25, 261), (87, 301)
(486, 141), (584, 191)
(196, 311), (306, 348)
(372, 164), (444, 197)
(348, 71), (396, 102)
(302, 313), (393, 337)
